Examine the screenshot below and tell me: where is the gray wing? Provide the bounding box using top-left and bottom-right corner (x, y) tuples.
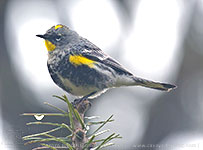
(78, 38), (133, 76)
(84, 54), (133, 76)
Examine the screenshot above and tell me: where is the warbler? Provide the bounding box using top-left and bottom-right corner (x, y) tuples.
(36, 24), (176, 101)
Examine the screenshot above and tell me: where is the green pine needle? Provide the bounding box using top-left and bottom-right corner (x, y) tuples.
(83, 135), (96, 150)
(91, 115), (113, 136)
(22, 95), (121, 150)
(40, 143), (57, 150)
(44, 102), (67, 114)
(73, 108), (86, 129)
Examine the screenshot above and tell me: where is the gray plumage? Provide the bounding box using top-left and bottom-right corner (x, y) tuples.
(37, 25), (177, 99)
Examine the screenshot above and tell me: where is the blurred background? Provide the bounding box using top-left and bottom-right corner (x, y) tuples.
(0, 0), (203, 149)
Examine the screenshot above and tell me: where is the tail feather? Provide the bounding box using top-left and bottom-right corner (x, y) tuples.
(133, 77), (177, 92)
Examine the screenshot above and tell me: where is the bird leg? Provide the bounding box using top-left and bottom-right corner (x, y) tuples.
(72, 91), (97, 107)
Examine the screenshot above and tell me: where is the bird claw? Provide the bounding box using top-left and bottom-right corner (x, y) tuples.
(71, 91), (96, 108)
(71, 98), (81, 108)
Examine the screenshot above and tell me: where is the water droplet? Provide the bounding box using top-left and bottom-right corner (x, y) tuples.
(86, 125), (90, 131)
(34, 114), (44, 120)
(85, 125), (90, 134)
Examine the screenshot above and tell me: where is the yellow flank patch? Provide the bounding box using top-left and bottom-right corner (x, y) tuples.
(69, 55), (96, 68)
(44, 40), (56, 51)
(55, 25), (63, 29)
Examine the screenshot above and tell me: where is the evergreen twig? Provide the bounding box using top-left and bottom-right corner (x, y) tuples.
(22, 95), (121, 150)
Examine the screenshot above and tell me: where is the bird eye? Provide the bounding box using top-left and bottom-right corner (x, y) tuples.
(55, 35), (61, 41)
(56, 37), (61, 41)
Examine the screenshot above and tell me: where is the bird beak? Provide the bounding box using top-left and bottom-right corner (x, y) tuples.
(36, 34), (47, 39)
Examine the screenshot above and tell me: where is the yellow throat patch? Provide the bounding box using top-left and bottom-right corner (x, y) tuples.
(44, 40), (56, 52)
(69, 55), (96, 68)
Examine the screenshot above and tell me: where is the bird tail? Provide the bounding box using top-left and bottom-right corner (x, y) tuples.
(133, 77), (177, 92)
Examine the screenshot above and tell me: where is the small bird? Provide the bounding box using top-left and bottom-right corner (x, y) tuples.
(37, 24), (176, 102)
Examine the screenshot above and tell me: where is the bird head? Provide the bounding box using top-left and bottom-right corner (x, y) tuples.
(36, 24), (78, 52)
